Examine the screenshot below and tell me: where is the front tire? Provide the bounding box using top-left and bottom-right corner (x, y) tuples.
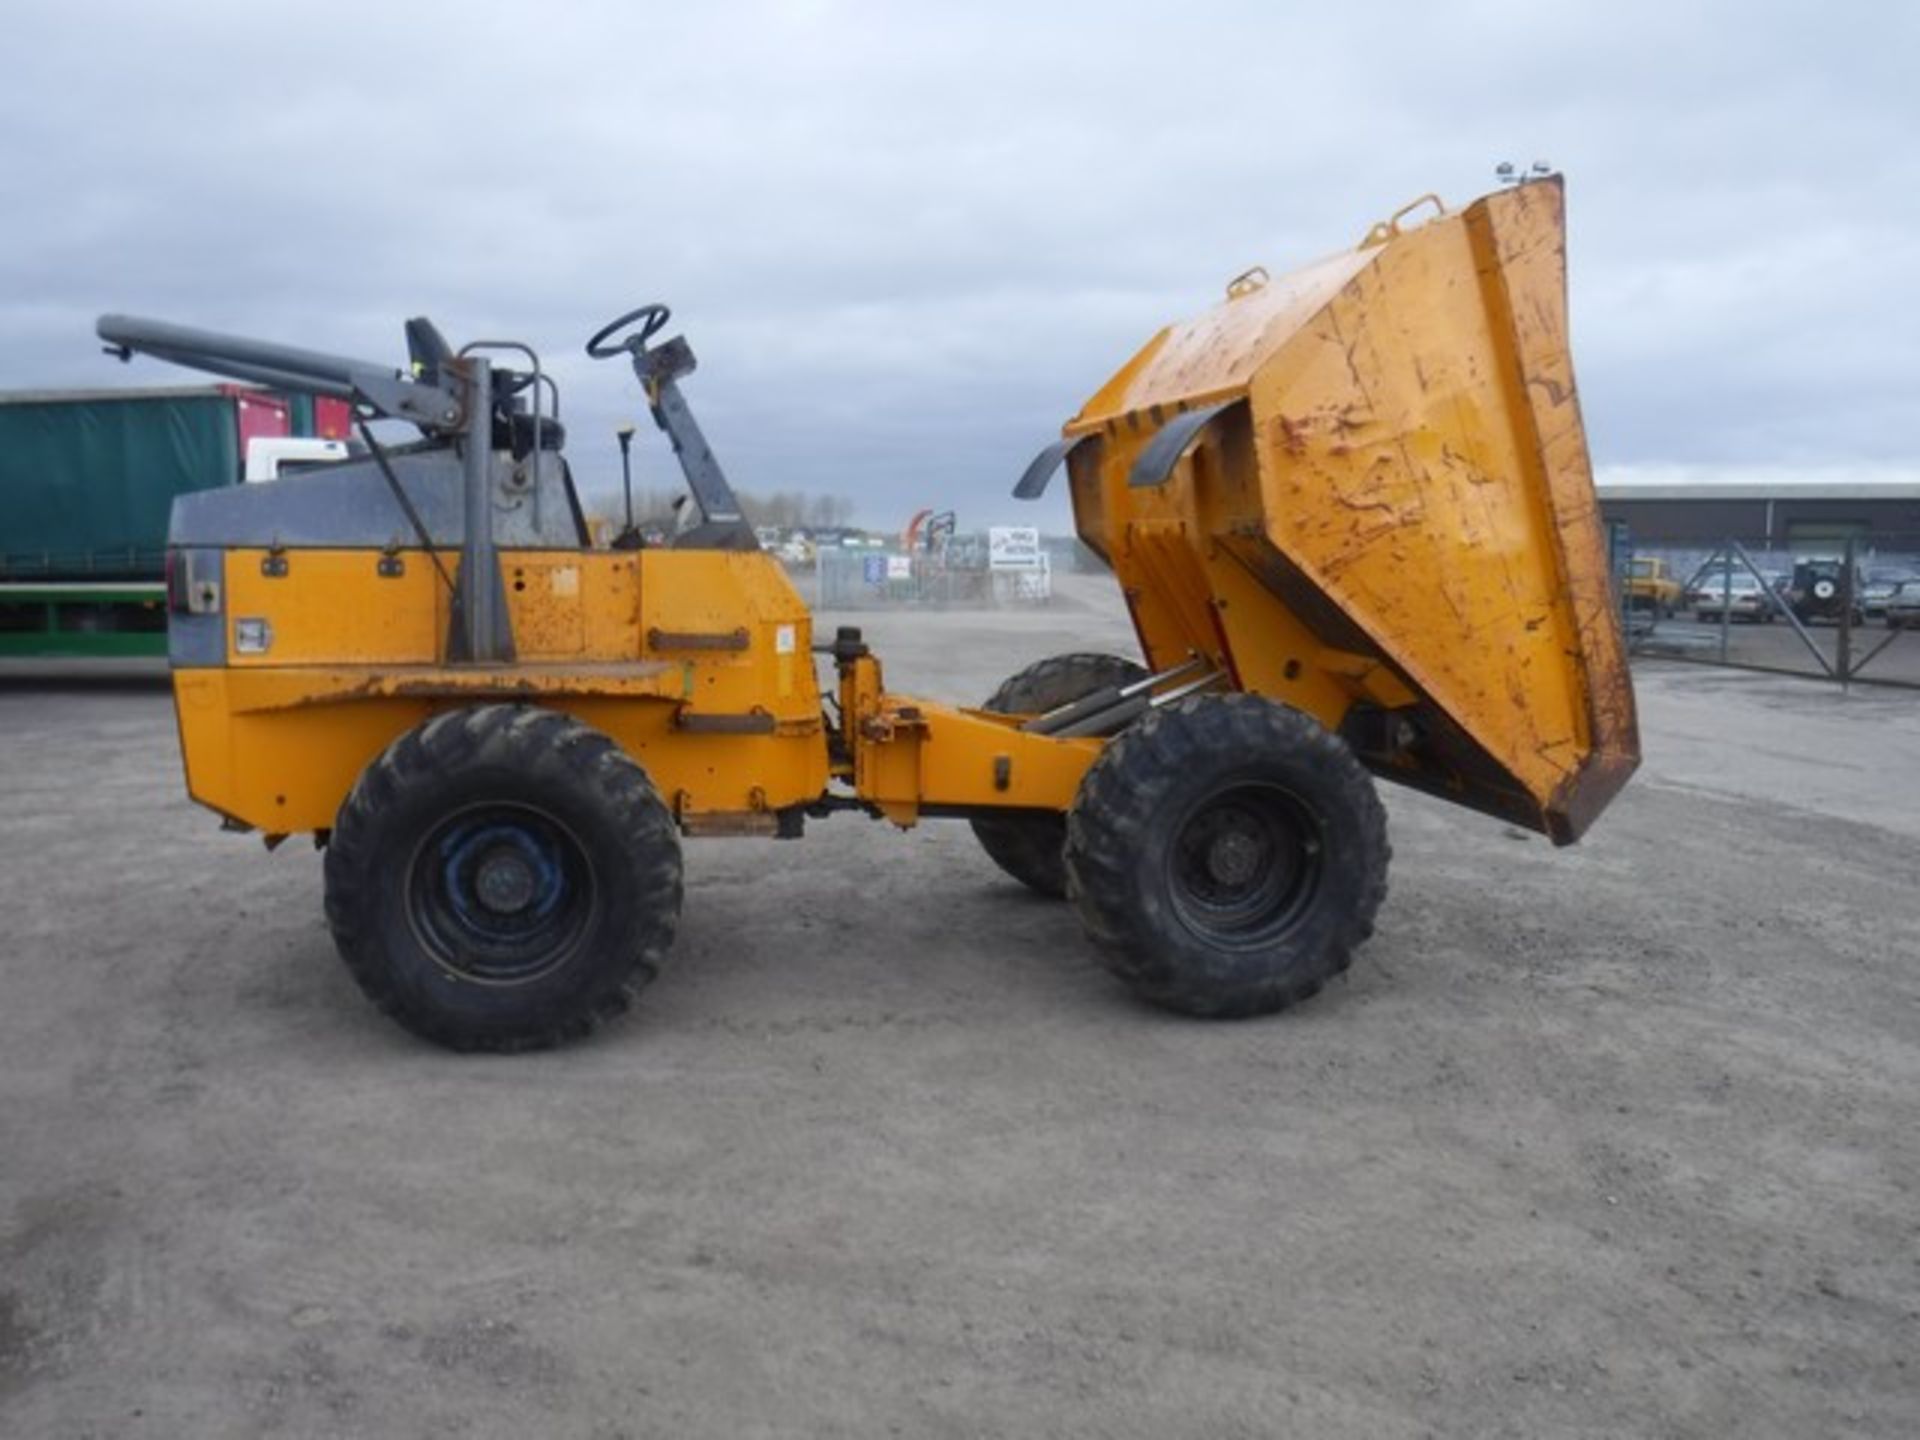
(323, 705), (682, 1052)
(1065, 694), (1389, 1018)
(969, 652), (1148, 897)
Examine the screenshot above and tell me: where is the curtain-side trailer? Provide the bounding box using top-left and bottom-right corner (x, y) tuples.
(0, 385), (347, 657)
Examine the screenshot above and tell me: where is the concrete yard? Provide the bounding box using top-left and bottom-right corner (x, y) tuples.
(2, 573), (1916, 1438)
(1635, 612), (1920, 689)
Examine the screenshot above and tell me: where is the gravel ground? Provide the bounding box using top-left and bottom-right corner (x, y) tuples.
(2, 573), (1916, 1439)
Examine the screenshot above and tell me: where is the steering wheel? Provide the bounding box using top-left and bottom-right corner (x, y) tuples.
(585, 304), (671, 359)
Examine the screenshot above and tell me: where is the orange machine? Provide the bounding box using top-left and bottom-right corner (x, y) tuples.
(100, 174), (1634, 1051)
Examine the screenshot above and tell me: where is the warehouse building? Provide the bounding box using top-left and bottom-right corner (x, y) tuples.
(1596, 471), (1920, 570)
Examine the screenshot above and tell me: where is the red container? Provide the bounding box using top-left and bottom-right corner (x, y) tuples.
(223, 385), (291, 453)
(313, 397), (353, 439)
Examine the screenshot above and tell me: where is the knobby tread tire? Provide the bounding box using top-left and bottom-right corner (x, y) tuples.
(1064, 693), (1390, 1018)
(969, 652), (1149, 897)
(323, 704), (682, 1052)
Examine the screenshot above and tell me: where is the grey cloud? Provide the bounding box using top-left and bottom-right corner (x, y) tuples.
(2, 0), (1914, 534)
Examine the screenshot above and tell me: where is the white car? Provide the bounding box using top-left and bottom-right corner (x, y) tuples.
(1864, 575), (1919, 619)
(1689, 570), (1775, 623)
(1885, 583), (1920, 630)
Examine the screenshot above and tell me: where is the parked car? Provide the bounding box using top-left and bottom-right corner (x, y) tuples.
(1690, 569), (1775, 623)
(1683, 567), (1722, 609)
(1623, 557), (1684, 617)
(1787, 559), (1866, 625)
(1885, 582), (1920, 630)
(1863, 572), (1920, 619)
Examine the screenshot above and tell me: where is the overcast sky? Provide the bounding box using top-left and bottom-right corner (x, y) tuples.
(3, 0), (1915, 530)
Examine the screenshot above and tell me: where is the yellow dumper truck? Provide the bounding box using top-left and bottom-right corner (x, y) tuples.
(99, 175), (1636, 1051)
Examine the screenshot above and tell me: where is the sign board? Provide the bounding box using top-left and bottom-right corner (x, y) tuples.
(989, 526), (1042, 571)
(886, 555), (913, 581)
(862, 554), (887, 585)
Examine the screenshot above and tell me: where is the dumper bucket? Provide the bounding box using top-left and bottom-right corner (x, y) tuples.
(1038, 177), (1637, 843)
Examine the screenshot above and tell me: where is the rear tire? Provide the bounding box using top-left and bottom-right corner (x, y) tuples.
(969, 652), (1148, 897)
(324, 704), (682, 1052)
(1065, 694), (1389, 1018)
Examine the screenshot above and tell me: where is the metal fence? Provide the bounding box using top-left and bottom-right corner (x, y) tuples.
(811, 549), (1054, 611)
(1622, 533), (1920, 691)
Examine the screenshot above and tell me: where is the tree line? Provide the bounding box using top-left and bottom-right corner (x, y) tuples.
(594, 488), (857, 532)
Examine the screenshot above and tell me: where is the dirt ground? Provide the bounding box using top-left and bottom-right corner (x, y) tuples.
(2, 573), (1916, 1439)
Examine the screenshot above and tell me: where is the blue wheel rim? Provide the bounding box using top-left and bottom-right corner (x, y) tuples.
(406, 803), (597, 984)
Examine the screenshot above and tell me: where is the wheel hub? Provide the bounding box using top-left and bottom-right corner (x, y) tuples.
(407, 805), (596, 985)
(1205, 827), (1265, 888)
(1168, 783), (1323, 945)
(474, 848), (538, 914)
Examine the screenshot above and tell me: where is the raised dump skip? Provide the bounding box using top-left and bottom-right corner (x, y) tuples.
(1044, 177), (1637, 842)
